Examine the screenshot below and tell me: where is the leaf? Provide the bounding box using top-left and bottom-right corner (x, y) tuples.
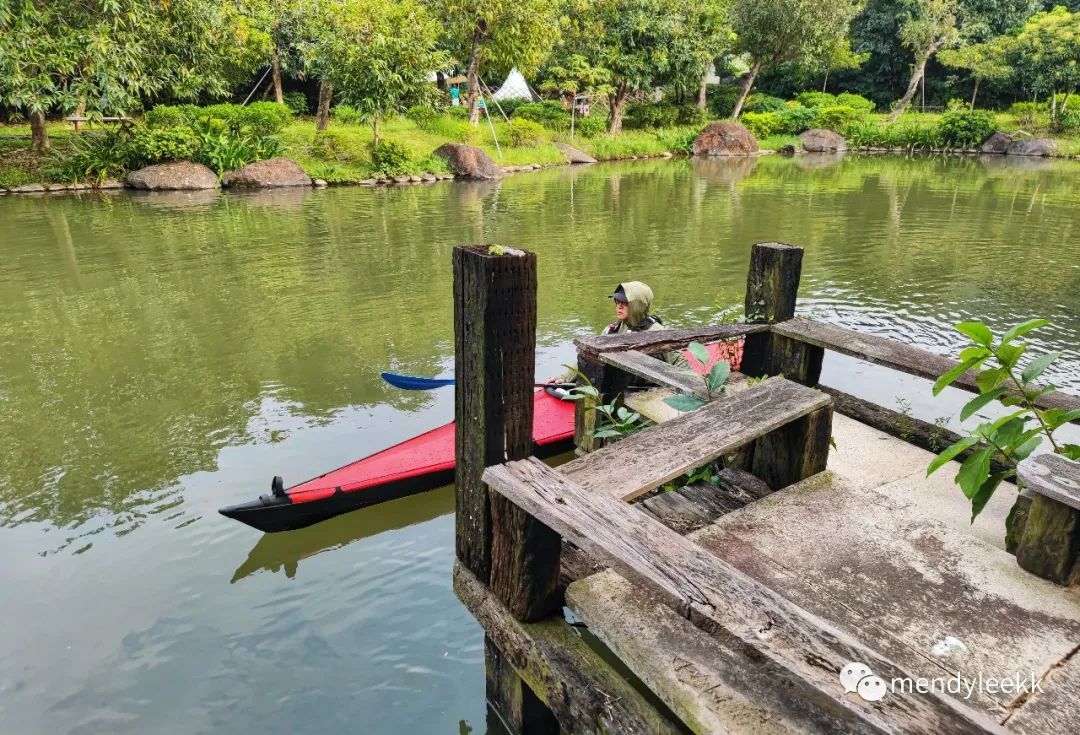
(988, 417), (1029, 448)
(616, 407), (630, 421)
(687, 341), (710, 366)
(592, 428), (621, 439)
(1001, 318), (1050, 345)
(975, 368), (1005, 394)
(927, 435), (980, 476)
(663, 395), (707, 413)
(955, 445), (993, 499)
(1062, 445), (1080, 461)
(960, 387), (1008, 421)
(959, 345), (992, 361)
(1021, 351), (1062, 385)
(996, 343), (1025, 370)
(706, 360), (730, 394)
(970, 471), (1009, 523)
(956, 321), (992, 346)
(1012, 435), (1043, 461)
(933, 355), (985, 396)
(1042, 408), (1080, 430)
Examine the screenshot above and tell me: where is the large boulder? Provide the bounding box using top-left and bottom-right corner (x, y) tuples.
(434, 143), (503, 179)
(127, 161), (218, 190)
(1007, 138), (1056, 157)
(980, 132), (1012, 154)
(554, 142), (597, 164)
(800, 128), (847, 153)
(222, 157), (312, 188)
(692, 121), (758, 156)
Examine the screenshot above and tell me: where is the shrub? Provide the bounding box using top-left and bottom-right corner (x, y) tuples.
(185, 102), (291, 136)
(197, 131), (259, 173)
(796, 91), (837, 108)
(741, 111), (784, 139)
(128, 126), (200, 167)
(60, 129), (133, 183)
(573, 115), (607, 137)
(491, 97), (528, 116)
(447, 104), (470, 119)
(332, 104), (362, 126)
(654, 127), (698, 154)
(514, 101), (571, 131)
(834, 92), (875, 115)
(745, 94), (787, 113)
(840, 119), (885, 147)
(370, 139), (412, 176)
(406, 104), (439, 130)
(813, 105), (862, 131)
(778, 105), (816, 134)
(144, 104), (198, 129)
(1056, 107), (1080, 132)
(676, 104), (708, 127)
(311, 130), (349, 160)
(283, 91), (309, 115)
(504, 118), (546, 147)
(708, 84), (740, 118)
(626, 102), (679, 129)
(883, 122), (940, 150)
(946, 98), (968, 112)
(1008, 101), (1041, 127)
(935, 109), (996, 148)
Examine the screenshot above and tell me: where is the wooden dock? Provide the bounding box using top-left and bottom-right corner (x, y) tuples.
(448, 242), (1080, 734)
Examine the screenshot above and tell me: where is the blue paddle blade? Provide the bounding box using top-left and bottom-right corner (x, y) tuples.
(381, 372), (456, 390)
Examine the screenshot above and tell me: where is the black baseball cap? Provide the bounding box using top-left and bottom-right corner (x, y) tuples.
(609, 285), (628, 303)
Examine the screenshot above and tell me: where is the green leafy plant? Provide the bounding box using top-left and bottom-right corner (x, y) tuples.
(504, 117), (546, 147)
(561, 367), (654, 442)
(745, 93), (788, 113)
(369, 139), (412, 176)
(935, 109), (996, 148)
(59, 128), (133, 183)
(626, 101), (679, 129)
(514, 101), (571, 131)
(128, 126), (200, 167)
(741, 111), (785, 139)
(928, 319), (1080, 523)
(1008, 101), (1042, 128)
(795, 91), (838, 108)
(406, 103), (440, 130)
(332, 104), (363, 126)
(778, 105), (816, 134)
(283, 91), (309, 116)
(812, 105), (863, 131)
(573, 115), (607, 137)
(676, 104), (708, 127)
(198, 131), (258, 174)
(662, 342), (730, 413)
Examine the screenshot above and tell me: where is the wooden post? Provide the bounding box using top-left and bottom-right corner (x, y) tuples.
(1014, 454), (1080, 585)
(453, 245), (538, 581)
(485, 636), (559, 735)
(740, 242), (823, 385)
(751, 406), (832, 490)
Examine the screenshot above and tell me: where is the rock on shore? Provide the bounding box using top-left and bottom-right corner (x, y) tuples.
(222, 158), (313, 188)
(692, 122), (758, 156)
(127, 162), (218, 190)
(433, 144), (503, 179)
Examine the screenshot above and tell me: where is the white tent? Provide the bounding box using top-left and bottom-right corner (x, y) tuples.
(492, 68), (538, 101)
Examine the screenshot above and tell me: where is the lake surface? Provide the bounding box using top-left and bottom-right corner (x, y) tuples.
(2, 154), (1079, 734)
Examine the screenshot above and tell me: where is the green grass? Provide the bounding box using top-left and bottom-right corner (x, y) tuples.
(758, 134), (801, 151)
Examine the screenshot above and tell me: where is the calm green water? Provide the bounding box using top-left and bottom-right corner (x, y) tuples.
(2, 154), (1079, 734)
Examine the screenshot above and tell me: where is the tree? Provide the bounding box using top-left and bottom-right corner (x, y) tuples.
(729, 0), (861, 118)
(938, 37), (1012, 108)
(1010, 6), (1080, 122)
(889, 0), (960, 119)
(301, 0), (447, 142)
(0, 0), (268, 152)
(428, 0), (560, 125)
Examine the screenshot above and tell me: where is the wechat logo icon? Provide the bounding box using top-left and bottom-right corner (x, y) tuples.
(840, 662), (887, 702)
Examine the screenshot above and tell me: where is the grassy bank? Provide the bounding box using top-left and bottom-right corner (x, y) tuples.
(4, 108), (1080, 190)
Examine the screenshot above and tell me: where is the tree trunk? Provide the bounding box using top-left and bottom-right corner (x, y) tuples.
(466, 31), (484, 127)
(730, 58), (763, 119)
(1051, 88), (1057, 124)
(607, 84), (628, 134)
(372, 118), (380, 147)
(889, 46), (933, 121)
(272, 48), (284, 104)
(822, 71), (829, 92)
(697, 67), (709, 109)
(969, 77), (980, 110)
(316, 79), (333, 132)
(30, 109), (49, 153)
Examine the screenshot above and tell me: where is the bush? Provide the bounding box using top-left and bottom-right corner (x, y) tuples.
(504, 118), (546, 147)
(573, 115), (607, 137)
(1058, 107), (1080, 132)
(676, 104), (708, 127)
(626, 102), (679, 129)
(447, 104), (470, 119)
(745, 94), (787, 113)
(128, 126), (200, 167)
(834, 92), (875, 115)
(59, 129), (133, 183)
(935, 109), (996, 148)
(840, 119), (885, 148)
(491, 97), (529, 116)
(514, 101), (571, 131)
(332, 105), (362, 126)
(144, 104), (198, 129)
(1009, 101), (1041, 127)
(812, 105), (862, 131)
(796, 91), (837, 108)
(198, 132), (260, 173)
(654, 127), (698, 154)
(778, 105), (816, 134)
(708, 84), (741, 118)
(946, 98), (968, 112)
(741, 111), (785, 139)
(370, 139), (412, 176)
(406, 104), (439, 130)
(283, 91), (309, 115)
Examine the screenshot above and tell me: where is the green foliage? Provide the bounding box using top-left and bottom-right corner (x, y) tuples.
(1058, 107), (1080, 132)
(332, 105), (363, 126)
(741, 111), (785, 138)
(812, 105), (863, 131)
(676, 104), (709, 127)
(145, 105), (198, 129)
(59, 129), (133, 183)
(561, 368), (654, 442)
(835, 92), (875, 114)
(504, 118), (547, 147)
(928, 319), (1079, 524)
(406, 104), (440, 130)
(708, 84), (741, 118)
(653, 127), (699, 153)
(128, 127), (201, 167)
(198, 131), (260, 174)
(573, 115), (608, 137)
(745, 93), (788, 113)
(662, 342), (731, 413)
(514, 101), (572, 131)
(796, 91), (837, 108)
(627, 102), (680, 129)
(369, 139), (412, 176)
(778, 105), (816, 134)
(490, 97), (530, 116)
(146, 103), (292, 137)
(935, 109), (996, 147)
(283, 91), (309, 116)
(1010, 7), (1080, 113)
(1008, 101), (1041, 127)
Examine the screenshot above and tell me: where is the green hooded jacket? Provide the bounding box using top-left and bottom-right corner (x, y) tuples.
(602, 281), (688, 368)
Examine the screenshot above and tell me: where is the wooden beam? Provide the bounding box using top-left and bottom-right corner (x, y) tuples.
(559, 377), (831, 501)
(483, 458), (1005, 734)
(575, 324), (765, 357)
(751, 406), (832, 490)
(600, 350), (709, 399)
(1018, 453), (1080, 511)
(485, 635), (559, 735)
(454, 563), (684, 735)
(773, 318), (1080, 421)
(1015, 454), (1080, 585)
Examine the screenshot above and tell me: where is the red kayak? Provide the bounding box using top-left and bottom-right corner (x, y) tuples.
(220, 341), (741, 533)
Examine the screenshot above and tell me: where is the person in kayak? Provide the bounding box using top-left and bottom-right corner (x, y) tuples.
(603, 281), (664, 335)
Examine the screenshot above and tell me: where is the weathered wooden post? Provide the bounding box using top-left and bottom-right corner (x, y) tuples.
(452, 245), (560, 734)
(740, 242), (823, 386)
(740, 243), (831, 488)
(1014, 454), (1080, 585)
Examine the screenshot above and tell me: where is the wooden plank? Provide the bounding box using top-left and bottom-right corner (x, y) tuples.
(751, 406), (832, 490)
(484, 458), (1004, 734)
(575, 323), (765, 357)
(454, 562), (683, 735)
(773, 318), (1080, 421)
(1004, 646), (1080, 734)
(600, 350), (709, 399)
(744, 242), (804, 323)
(559, 377), (830, 501)
(485, 635), (559, 734)
(1018, 454), (1080, 511)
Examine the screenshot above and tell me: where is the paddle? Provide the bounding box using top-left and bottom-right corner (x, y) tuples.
(381, 372), (575, 391)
